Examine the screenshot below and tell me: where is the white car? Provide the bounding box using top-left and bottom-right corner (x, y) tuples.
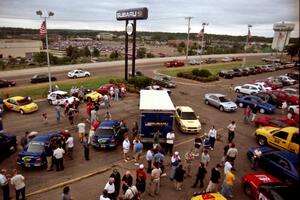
(47, 90), (79, 105)
(254, 82), (272, 91)
(221, 57), (233, 62)
(278, 75), (297, 85)
(68, 69), (90, 78)
(280, 88), (299, 97)
(234, 84), (261, 95)
(143, 85), (171, 94)
(288, 105), (299, 115)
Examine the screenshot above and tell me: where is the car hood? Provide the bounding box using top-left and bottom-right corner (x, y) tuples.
(220, 102), (237, 107)
(243, 173), (281, 187)
(18, 151), (43, 157)
(180, 119), (201, 127)
(256, 126), (278, 134)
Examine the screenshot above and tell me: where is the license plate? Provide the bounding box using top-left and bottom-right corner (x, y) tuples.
(25, 164), (31, 167)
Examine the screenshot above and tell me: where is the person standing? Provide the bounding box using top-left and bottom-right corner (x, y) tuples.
(136, 164), (147, 196)
(104, 94), (110, 110)
(251, 147), (262, 170)
(193, 135), (202, 157)
(192, 162), (207, 188)
(131, 121), (139, 138)
(121, 171), (133, 194)
(226, 143), (238, 169)
(123, 135), (131, 162)
(184, 149), (195, 176)
(114, 87), (119, 101)
(10, 169), (25, 200)
(166, 129), (175, 155)
(146, 148), (154, 174)
(90, 108), (97, 124)
(55, 105), (61, 123)
(20, 131), (29, 150)
(251, 104), (258, 122)
(45, 143), (53, 171)
(100, 190), (110, 200)
(208, 126), (217, 150)
(77, 121), (86, 143)
(227, 121), (236, 143)
(88, 126), (95, 144)
(67, 109), (74, 125)
(244, 105), (251, 124)
(201, 149), (210, 167)
(221, 142), (232, 166)
(206, 164), (221, 193)
(149, 163), (162, 196)
(65, 133), (74, 160)
(224, 160), (233, 175)
(53, 145), (65, 171)
(82, 133), (90, 160)
(110, 169), (121, 198)
(0, 169), (10, 200)
(124, 185), (139, 200)
(61, 186), (73, 200)
(170, 151), (181, 180)
(220, 167), (235, 198)
(174, 164), (185, 191)
(104, 177), (116, 200)
(153, 130), (161, 150)
(104, 111), (112, 121)
(133, 137), (143, 165)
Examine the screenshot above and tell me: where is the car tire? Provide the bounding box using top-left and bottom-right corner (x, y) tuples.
(48, 99), (53, 105)
(19, 109), (24, 115)
(257, 136), (267, 146)
(205, 100), (209, 105)
(219, 106), (224, 112)
(85, 74), (89, 77)
(259, 108), (265, 114)
(243, 183), (253, 197)
(238, 102), (244, 107)
(235, 89), (240, 93)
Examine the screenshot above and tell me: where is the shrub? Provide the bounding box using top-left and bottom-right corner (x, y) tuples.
(192, 69), (201, 76)
(197, 69), (212, 77)
(128, 76), (153, 89)
(177, 72), (184, 77)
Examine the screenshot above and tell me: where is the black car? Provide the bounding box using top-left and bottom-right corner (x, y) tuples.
(229, 69), (242, 77)
(205, 58), (218, 64)
(129, 71), (144, 77)
(255, 92), (282, 108)
(244, 67), (256, 75)
(233, 68), (248, 76)
(219, 70), (234, 79)
(240, 68), (250, 76)
(258, 182), (298, 200)
(31, 74), (57, 83)
(0, 79), (16, 88)
(0, 132), (17, 160)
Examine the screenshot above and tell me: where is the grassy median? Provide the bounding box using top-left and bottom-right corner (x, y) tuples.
(0, 75), (118, 100)
(159, 61), (265, 77)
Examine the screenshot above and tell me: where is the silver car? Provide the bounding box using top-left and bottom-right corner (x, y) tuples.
(204, 93), (237, 112)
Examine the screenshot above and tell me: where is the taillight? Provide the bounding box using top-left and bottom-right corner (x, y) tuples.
(36, 157), (42, 163)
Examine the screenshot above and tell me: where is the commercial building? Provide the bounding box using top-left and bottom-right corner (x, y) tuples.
(0, 39), (43, 58)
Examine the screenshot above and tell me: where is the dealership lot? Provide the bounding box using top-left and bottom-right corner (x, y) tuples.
(0, 68), (297, 199)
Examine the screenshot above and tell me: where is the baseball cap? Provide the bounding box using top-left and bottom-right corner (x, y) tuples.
(139, 164), (144, 169)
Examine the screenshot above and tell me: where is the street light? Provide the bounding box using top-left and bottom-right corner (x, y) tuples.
(36, 10), (54, 92)
(242, 24), (252, 67)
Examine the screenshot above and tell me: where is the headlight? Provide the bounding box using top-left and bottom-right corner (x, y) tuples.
(181, 125), (186, 129)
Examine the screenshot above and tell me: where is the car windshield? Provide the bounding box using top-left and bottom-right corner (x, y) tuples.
(95, 128), (114, 136)
(17, 97), (32, 105)
(181, 112), (197, 120)
(269, 120), (287, 128)
(219, 96), (230, 102)
(162, 77), (171, 81)
(27, 142), (44, 153)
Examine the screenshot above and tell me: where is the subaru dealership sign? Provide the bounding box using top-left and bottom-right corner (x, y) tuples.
(116, 7), (148, 20)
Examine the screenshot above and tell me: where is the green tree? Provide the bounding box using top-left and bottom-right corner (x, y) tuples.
(109, 51), (119, 60)
(33, 52), (47, 64)
(81, 46), (91, 57)
(66, 45), (80, 60)
(146, 52), (155, 58)
(287, 43), (300, 60)
(92, 47), (100, 57)
(137, 47), (147, 58)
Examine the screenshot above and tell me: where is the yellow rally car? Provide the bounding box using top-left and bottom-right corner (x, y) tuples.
(175, 106), (201, 133)
(3, 96), (38, 114)
(84, 91), (102, 102)
(255, 126), (299, 154)
(191, 193), (227, 200)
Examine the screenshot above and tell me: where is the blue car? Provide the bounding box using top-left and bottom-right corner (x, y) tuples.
(247, 146), (299, 184)
(0, 132), (17, 160)
(92, 120), (121, 149)
(17, 132), (64, 168)
(236, 95), (275, 114)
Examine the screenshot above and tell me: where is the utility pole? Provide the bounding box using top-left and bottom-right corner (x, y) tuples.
(185, 17), (193, 65)
(243, 24), (252, 67)
(199, 22), (208, 68)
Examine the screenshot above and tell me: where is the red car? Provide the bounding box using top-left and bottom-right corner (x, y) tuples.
(164, 60), (185, 68)
(242, 173), (281, 200)
(96, 83), (127, 95)
(255, 79), (283, 90)
(254, 66), (264, 73)
(268, 90), (299, 105)
(254, 116), (298, 128)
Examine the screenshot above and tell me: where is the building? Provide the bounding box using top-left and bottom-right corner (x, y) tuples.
(96, 33), (115, 40)
(0, 39), (43, 59)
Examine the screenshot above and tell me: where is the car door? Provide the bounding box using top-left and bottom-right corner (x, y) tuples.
(241, 85), (250, 94)
(262, 153), (282, 174)
(7, 99), (18, 111)
(0, 80), (6, 87)
(289, 133), (299, 154)
(269, 130), (289, 150)
(210, 95), (219, 107)
(78, 70), (84, 77)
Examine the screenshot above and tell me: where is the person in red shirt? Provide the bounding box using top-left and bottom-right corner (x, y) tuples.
(92, 118), (101, 130)
(136, 164), (147, 196)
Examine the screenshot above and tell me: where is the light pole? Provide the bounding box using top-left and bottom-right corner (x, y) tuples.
(36, 10), (54, 92)
(185, 17), (193, 65)
(243, 24), (252, 67)
(199, 22), (208, 68)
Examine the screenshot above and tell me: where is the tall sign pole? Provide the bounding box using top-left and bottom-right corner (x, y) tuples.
(199, 22), (208, 68)
(185, 17), (193, 65)
(243, 24), (252, 67)
(116, 7), (148, 80)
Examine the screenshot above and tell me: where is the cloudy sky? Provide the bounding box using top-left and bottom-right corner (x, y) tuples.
(0, 0), (299, 37)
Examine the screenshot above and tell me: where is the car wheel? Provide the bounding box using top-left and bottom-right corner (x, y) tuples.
(19, 109), (24, 115)
(219, 106), (224, 112)
(74, 76), (77, 79)
(205, 100), (209, 105)
(8, 84), (12, 87)
(257, 136), (267, 146)
(85, 74), (89, 77)
(259, 108), (265, 114)
(48, 99), (53, 105)
(243, 183), (253, 197)
(235, 89), (240, 93)
(238, 102), (244, 107)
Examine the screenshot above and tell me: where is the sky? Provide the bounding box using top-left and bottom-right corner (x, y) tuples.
(0, 0), (299, 37)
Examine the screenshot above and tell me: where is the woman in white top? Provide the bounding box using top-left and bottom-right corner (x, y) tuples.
(208, 126), (217, 150)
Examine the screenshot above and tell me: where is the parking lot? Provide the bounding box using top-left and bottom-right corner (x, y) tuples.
(0, 67), (297, 200)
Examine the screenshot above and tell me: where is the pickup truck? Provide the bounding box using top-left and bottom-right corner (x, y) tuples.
(255, 126), (299, 154)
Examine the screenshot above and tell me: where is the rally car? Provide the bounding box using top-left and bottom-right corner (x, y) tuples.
(3, 96), (38, 114)
(47, 90), (79, 106)
(191, 192), (227, 200)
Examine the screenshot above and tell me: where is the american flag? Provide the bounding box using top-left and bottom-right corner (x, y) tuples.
(197, 28), (204, 38)
(40, 21), (47, 37)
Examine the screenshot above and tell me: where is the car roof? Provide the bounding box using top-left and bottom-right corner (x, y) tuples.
(51, 90), (68, 95)
(279, 127), (299, 133)
(275, 151), (298, 165)
(176, 106), (195, 112)
(99, 120), (119, 128)
(7, 96), (26, 101)
(32, 132), (61, 142)
(206, 93), (225, 97)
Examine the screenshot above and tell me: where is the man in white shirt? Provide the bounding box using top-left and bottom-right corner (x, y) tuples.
(99, 189), (110, 200)
(0, 169), (10, 200)
(77, 122), (86, 142)
(53, 146), (65, 171)
(10, 169), (25, 200)
(227, 121), (236, 143)
(65, 133), (74, 160)
(224, 160), (232, 175)
(104, 177), (115, 199)
(124, 185), (138, 199)
(166, 129), (175, 155)
(208, 126), (217, 150)
(123, 135), (131, 162)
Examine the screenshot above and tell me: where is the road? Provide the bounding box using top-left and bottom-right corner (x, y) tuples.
(0, 53), (269, 86)
(0, 66), (293, 200)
